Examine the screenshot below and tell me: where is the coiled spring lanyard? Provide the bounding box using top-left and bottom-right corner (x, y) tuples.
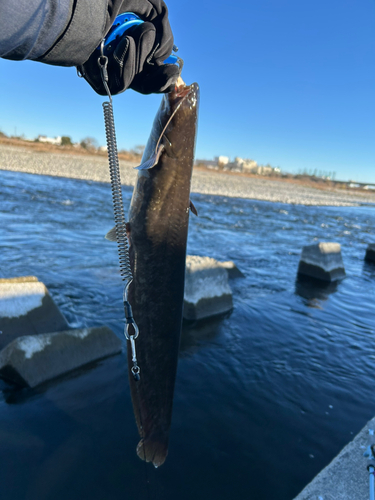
(97, 40), (141, 382)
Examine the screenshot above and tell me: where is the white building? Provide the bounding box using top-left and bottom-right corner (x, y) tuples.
(241, 159), (258, 173)
(226, 157), (258, 173)
(38, 135), (62, 145)
(215, 156), (229, 166)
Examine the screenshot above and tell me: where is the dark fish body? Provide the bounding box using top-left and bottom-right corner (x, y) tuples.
(127, 82), (199, 467)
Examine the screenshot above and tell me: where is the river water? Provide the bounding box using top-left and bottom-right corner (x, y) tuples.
(0, 169), (374, 500)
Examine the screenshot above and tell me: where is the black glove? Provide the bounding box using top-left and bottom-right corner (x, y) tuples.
(78, 1), (179, 95)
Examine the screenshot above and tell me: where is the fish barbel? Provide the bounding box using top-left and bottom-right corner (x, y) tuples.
(126, 80), (199, 467)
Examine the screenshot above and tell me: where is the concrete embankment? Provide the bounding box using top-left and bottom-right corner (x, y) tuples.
(294, 416), (375, 500)
(1, 144), (375, 206)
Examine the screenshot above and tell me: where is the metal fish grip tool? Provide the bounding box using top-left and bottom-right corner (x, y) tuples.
(97, 43), (141, 382)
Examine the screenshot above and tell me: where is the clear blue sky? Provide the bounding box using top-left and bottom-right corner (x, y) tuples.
(0, 0), (374, 183)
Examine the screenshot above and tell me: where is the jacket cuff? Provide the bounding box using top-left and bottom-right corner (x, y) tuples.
(37, 0), (114, 67)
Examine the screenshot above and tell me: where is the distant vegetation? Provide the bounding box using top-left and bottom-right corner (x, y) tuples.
(80, 137), (99, 151)
(129, 145), (145, 156)
(0, 130), (144, 162)
(61, 136), (73, 146)
(297, 168), (337, 181)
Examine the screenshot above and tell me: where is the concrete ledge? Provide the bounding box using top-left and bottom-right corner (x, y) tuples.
(0, 277), (69, 349)
(365, 244), (375, 264)
(294, 416), (375, 500)
(297, 243), (346, 282)
(184, 256), (233, 320)
(0, 326), (122, 388)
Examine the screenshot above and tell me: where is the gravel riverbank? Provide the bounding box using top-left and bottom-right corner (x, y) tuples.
(1, 144), (374, 206)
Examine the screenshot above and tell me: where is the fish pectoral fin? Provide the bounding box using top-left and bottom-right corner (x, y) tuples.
(105, 226), (117, 242)
(189, 200), (198, 216)
(135, 144), (165, 170)
(106, 224), (131, 243)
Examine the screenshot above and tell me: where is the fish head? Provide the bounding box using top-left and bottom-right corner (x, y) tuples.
(160, 82), (200, 162)
(134, 82), (199, 172)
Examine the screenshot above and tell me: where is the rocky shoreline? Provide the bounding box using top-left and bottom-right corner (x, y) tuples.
(1, 144), (374, 207)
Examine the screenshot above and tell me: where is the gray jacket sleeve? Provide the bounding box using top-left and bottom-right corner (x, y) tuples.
(0, 0), (122, 66)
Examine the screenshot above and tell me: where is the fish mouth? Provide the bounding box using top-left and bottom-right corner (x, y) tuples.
(174, 82), (199, 99)
(171, 82), (200, 114)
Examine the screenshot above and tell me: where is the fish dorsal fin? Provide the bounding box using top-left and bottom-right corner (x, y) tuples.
(135, 144), (165, 170)
(105, 226), (117, 242)
(189, 200), (198, 216)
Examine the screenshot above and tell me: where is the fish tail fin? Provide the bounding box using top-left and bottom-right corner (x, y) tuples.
(136, 435), (168, 468)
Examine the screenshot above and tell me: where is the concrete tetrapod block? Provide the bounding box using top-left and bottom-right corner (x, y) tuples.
(0, 277), (69, 349)
(0, 326), (123, 388)
(184, 256), (233, 320)
(297, 243), (346, 282)
(365, 244), (375, 264)
(186, 255), (243, 279)
(215, 260), (244, 279)
(293, 415), (375, 500)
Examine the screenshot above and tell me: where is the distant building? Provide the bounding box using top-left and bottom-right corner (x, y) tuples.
(215, 156), (229, 166)
(258, 165), (273, 176)
(242, 159), (258, 173)
(195, 155), (280, 176)
(225, 157), (258, 173)
(38, 135), (62, 145)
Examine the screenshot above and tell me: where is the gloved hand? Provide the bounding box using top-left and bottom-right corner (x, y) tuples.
(78, 0), (179, 96)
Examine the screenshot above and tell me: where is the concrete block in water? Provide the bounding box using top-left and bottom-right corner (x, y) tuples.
(215, 260), (244, 279)
(184, 256), (233, 320)
(0, 326), (122, 388)
(293, 415), (375, 500)
(297, 243), (346, 282)
(365, 244), (375, 263)
(186, 256), (243, 279)
(0, 277), (69, 349)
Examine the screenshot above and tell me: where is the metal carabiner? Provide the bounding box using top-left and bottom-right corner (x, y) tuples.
(97, 39), (112, 100)
(125, 320), (139, 340)
(129, 334), (140, 381)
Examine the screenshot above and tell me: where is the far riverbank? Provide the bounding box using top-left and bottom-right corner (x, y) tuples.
(1, 144), (374, 206)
